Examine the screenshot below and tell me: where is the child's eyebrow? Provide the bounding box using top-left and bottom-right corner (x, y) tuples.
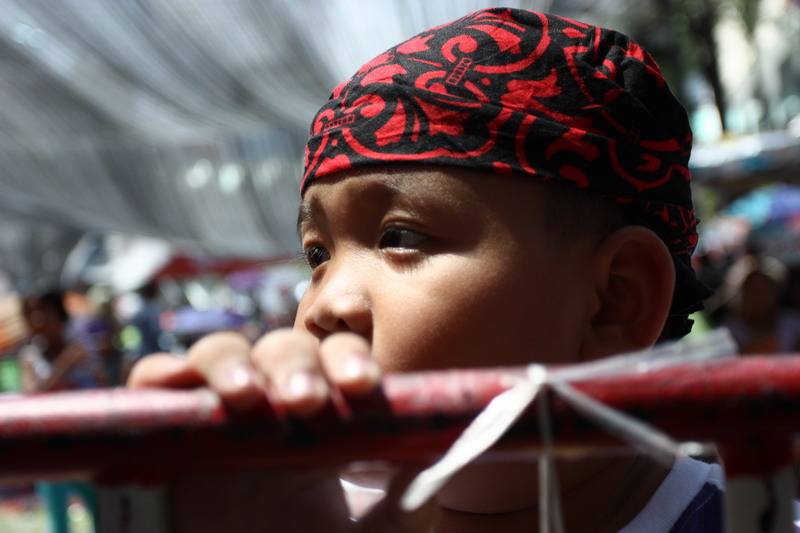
(295, 174), (417, 238)
(296, 202), (314, 237)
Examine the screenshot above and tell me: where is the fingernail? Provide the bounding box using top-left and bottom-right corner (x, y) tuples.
(218, 364), (255, 393)
(342, 352), (380, 382)
(284, 371), (327, 401)
(229, 365), (254, 388)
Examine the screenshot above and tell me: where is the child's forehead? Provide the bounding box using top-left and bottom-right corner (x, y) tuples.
(296, 165), (548, 234)
(300, 165), (539, 210)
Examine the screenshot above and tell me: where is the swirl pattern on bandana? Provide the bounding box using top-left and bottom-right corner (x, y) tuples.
(302, 7), (711, 333)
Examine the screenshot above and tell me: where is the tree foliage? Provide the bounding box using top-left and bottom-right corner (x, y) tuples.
(574, 0), (764, 134)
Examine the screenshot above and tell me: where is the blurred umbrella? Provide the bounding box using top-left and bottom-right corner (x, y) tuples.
(226, 269), (265, 291)
(159, 307), (247, 337)
(62, 234), (174, 294)
(154, 254), (289, 281)
(723, 183), (800, 264)
(725, 184), (800, 229)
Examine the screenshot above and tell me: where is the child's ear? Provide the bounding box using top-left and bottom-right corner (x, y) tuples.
(579, 226), (675, 361)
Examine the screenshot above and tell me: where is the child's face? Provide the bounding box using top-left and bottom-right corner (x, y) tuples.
(295, 166), (601, 372)
(23, 298), (63, 344)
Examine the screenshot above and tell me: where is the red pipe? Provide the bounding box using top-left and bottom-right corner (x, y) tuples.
(0, 357), (797, 482)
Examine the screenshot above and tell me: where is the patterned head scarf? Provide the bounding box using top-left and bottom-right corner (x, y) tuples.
(302, 7), (712, 337)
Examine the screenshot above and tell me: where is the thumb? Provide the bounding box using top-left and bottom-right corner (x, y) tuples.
(356, 468), (440, 533)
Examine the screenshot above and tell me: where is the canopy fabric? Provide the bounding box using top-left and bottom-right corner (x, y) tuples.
(0, 0), (645, 288)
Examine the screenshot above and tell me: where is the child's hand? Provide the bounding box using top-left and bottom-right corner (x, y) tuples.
(59, 342), (90, 367)
(127, 328), (381, 416)
(127, 328), (438, 532)
(45, 343), (92, 389)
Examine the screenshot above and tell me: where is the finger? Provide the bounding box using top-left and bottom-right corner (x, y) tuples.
(319, 332), (381, 396)
(185, 331), (265, 412)
(357, 467), (440, 533)
(126, 352), (203, 389)
(251, 330), (328, 417)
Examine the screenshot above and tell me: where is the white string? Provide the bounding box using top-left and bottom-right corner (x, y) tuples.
(548, 379), (682, 463)
(399, 370), (545, 511)
(400, 328), (739, 516)
(549, 328), (738, 383)
(536, 384), (565, 533)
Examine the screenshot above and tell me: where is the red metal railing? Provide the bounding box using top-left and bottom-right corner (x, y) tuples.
(2, 356), (799, 532)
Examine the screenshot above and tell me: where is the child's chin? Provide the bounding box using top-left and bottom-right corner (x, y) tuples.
(436, 461), (539, 513)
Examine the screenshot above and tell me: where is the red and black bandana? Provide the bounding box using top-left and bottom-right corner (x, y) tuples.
(302, 7), (712, 336)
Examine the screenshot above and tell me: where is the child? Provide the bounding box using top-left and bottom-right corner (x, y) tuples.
(129, 7), (719, 532)
(19, 289), (107, 393)
(18, 289), (104, 533)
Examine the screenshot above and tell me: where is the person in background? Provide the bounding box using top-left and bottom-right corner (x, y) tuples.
(19, 289), (107, 392)
(80, 285), (124, 386)
(122, 281), (164, 381)
(782, 266), (800, 313)
(722, 255), (800, 354)
(18, 288), (103, 533)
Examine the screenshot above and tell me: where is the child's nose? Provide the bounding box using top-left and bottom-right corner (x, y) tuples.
(301, 271), (372, 340)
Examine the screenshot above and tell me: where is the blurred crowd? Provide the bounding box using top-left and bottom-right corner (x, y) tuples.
(0, 261), (308, 396)
(0, 261), (308, 532)
(693, 244), (800, 354)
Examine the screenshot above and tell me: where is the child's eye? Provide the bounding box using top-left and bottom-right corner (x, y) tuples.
(303, 245), (330, 269)
(379, 227), (428, 249)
